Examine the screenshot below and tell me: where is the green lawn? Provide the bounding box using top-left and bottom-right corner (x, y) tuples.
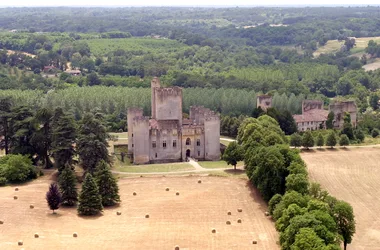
(198, 160), (244, 169)
(114, 161), (194, 173)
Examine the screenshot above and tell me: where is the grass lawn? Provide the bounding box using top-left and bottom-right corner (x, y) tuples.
(114, 160), (194, 173)
(198, 160), (244, 169)
(109, 132), (128, 139)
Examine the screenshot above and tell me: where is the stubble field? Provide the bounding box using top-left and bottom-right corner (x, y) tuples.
(0, 174), (278, 249)
(302, 148), (380, 250)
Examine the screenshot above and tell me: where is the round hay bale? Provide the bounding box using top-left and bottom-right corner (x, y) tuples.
(237, 208), (242, 212)
(237, 219), (242, 223)
(73, 233), (78, 238)
(116, 211), (121, 215)
(212, 228), (216, 234)
(34, 233), (39, 238)
(30, 205), (34, 209)
(227, 211), (232, 215)
(252, 240), (258, 245)
(166, 187), (170, 191)
(226, 221), (231, 225)
(198, 179), (202, 184)
(176, 192), (180, 196)
(13, 196), (18, 200)
(0, 220), (4, 224)
(140, 175), (143, 178)
(145, 214), (150, 218)
(18, 241), (23, 246)
(133, 192), (137, 196)
(265, 212), (270, 216)
(174, 246), (180, 250)
(15, 187), (19, 191)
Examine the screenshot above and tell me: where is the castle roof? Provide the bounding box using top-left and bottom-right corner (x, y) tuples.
(293, 110), (329, 123)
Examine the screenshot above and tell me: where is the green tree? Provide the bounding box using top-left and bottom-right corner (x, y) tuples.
(369, 94), (379, 110)
(77, 113), (110, 173)
(290, 227), (326, 250)
(222, 141), (243, 170)
(316, 133), (324, 148)
(339, 134), (350, 148)
(371, 128), (379, 138)
(51, 108), (77, 172)
(326, 112), (334, 129)
(94, 160), (120, 206)
(77, 173), (103, 215)
(290, 133), (302, 148)
(0, 154), (37, 183)
(354, 129), (365, 142)
(269, 194), (282, 215)
(87, 72), (101, 86)
(0, 97), (12, 154)
(326, 131), (337, 148)
(333, 201), (356, 250)
(286, 174), (309, 195)
(46, 183), (62, 214)
(341, 113), (354, 140)
(58, 165), (78, 206)
(31, 108), (53, 169)
(302, 131), (314, 149)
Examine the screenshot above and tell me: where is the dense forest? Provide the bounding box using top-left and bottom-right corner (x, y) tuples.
(0, 6), (379, 135)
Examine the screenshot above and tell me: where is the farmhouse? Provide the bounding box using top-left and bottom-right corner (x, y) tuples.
(293, 100), (357, 131)
(293, 100), (329, 131)
(127, 77), (220, 165)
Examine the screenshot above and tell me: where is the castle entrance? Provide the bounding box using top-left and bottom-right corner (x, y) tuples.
(186, 149), (191, 158)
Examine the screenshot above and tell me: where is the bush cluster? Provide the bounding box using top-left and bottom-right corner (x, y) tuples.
(0, 154), (37, 185)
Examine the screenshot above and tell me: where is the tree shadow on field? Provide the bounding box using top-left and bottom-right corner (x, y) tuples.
(326, 148), (339, 152)
(224, 169), (245, 175)
(316, 148), (326, 152)
(77, 213), (104, 220)
(300, 148), (317, 153)
(245, 181), (271, 217)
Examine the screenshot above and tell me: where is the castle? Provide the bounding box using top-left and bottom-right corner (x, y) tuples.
(127, 77), (220, 165)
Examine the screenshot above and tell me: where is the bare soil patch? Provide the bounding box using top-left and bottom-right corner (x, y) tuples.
(302, 148), (380, 250)
(0, 175), (278, 249)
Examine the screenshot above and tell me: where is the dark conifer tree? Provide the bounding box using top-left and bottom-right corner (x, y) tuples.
(77, 113), (109, 173)
(46, 183), (62, 214)
(94, 161), (120, 206)
(51, 108), (77, 172)
(58, 165), (78, 206)
(77, 173), (103, 215)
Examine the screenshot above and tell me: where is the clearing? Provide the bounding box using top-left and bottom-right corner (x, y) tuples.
(302, 148), (380, 250)
(0, 174), (278, 249)
(363, 58), (380, 72)
(313, 36), (380, 57)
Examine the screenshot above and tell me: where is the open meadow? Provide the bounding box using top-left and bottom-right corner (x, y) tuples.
(313, 36), (380, 57)
(0, 173), (278, 249)
(302, 148), (380, 250)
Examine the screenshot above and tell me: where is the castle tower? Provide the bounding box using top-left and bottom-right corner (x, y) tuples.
(132, 116), (150, 164)
(127, 108), (143, 155)
(151, 77), (161, 119)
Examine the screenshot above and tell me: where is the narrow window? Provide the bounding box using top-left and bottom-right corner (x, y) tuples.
(173, 140), (177, 148)
(198, 151), (200, 156)
(163, 140), (167, 148)
(155, 153), (157, 158)
(132, 144), (134, 148)
(132, 133), (134, 137)
(152, 141), (156, 148)
(186, 138), (191, 146)
(197, 139), (200, 146)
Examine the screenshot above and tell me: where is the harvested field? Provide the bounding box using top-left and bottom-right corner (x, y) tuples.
(302, 148), (380, 250)
(363, 58), (380, 71)
(0, 175), (278, 249)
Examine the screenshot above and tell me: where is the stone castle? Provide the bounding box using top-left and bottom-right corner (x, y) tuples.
(127, 77), (220, 165)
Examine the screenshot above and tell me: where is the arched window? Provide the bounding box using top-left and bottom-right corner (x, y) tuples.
(186, 138), (191, 146)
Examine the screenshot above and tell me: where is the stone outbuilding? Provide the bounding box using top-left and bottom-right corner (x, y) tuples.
(256, 95), (273, 111)
(128, 77), (220, 165)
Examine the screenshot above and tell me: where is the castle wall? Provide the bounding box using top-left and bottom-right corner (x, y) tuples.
(151, 77), (161, 119)
(181, 126), (205, 161)
(149, 128), (182, 163)
(154, 87), (182, 124)
(204, 116), (221, 161)
(127, 108), (143, 155)
(257, 95), (272, 111)
(329, 101), (357, 129)
(302, 100), (323, 113)
(132, 117), (150, 164)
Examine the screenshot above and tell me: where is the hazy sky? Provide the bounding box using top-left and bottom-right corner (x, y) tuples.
(2, 0), (380, 7)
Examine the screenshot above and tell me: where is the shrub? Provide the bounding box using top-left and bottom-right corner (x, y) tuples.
(0, 154), (37, 183)
(0, 177), (7, 186)
(372, 128), (379, 138)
